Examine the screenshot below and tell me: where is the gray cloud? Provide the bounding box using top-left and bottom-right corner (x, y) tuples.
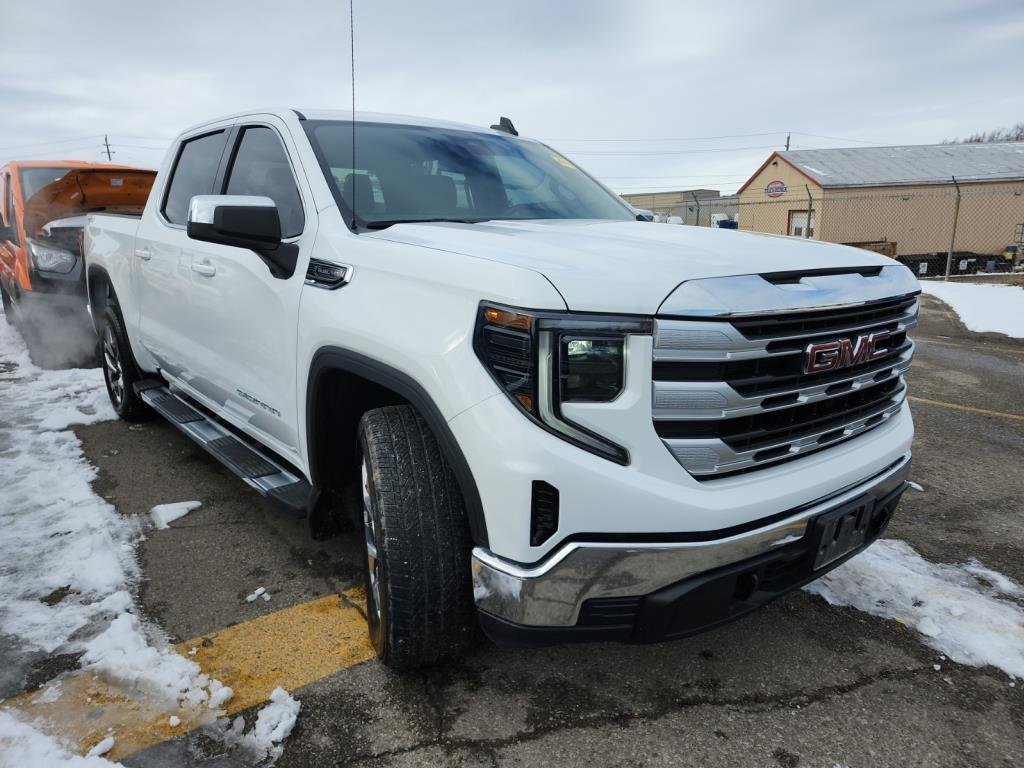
(2, 0), (1022, 191)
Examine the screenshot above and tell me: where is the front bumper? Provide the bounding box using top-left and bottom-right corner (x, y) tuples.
(473, 453), (910, 644)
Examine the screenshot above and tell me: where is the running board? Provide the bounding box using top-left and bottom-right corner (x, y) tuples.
(137, 383), (313, 515)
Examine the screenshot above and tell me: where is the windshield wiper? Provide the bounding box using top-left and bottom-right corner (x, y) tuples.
(361, 217), (487, 231)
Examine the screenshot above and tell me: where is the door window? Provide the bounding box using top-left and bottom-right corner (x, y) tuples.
(162, 131), (228, 225)
(224, 127), (305, 238)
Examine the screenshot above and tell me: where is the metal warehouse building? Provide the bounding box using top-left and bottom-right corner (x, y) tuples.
(737, 142), (1024, 258)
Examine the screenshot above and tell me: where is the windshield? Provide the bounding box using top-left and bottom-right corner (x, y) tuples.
(19, 167), (74, 202)
(303, 121), (634, 228)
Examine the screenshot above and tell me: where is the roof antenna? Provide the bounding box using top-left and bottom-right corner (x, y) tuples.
(350, 0), (357, 228)
(490, 117), (518, 136)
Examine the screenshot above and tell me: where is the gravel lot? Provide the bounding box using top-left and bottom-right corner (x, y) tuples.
(15, 293), (1024, 767)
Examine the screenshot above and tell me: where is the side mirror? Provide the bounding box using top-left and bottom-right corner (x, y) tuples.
(187, 195), (298, 278)
(187, 195), (282, 251)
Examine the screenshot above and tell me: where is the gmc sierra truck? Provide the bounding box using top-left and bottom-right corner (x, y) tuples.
(85, 109), (918, 669)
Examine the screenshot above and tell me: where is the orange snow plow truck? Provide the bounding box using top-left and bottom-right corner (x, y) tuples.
(0, 161), (155, 340)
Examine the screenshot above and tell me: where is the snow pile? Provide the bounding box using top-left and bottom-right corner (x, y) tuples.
(86, 736), (115, 758)
(246, 587), (272, 603)
(0, 711), (118, 767)
(806, 539), (1024, 679)
(0, 318), (281, 765)
(920, 281), (1024, 338)
(221, 688), (301, 763)
(150, 500), (202, 529)
(0, 320), (139, 656)
(79, 612), (230, 711)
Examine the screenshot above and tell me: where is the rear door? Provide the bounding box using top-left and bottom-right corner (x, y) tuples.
(136, 129), (230, 373)
(183, 121), (312, 459)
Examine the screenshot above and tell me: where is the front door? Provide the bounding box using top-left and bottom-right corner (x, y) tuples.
(137, 129), (230, 374)
(183, 122), (312, 460)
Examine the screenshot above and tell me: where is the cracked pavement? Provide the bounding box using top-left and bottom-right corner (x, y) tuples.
(61, 293), (1024, 767)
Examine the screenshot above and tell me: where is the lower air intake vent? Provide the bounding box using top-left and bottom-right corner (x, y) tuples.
(530, 481), (559, 547)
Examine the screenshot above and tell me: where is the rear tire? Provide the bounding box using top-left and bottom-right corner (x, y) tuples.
(358, 405), (475, 669)
(101, 305), (150, 421)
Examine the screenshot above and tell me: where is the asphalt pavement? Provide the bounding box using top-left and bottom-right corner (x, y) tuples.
(50, 294), (1024, 766)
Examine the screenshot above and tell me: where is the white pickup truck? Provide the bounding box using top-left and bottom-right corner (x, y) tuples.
(85, 109), (918, 668)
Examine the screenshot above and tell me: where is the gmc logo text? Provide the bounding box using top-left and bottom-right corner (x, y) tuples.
(802, 331), (892, 374)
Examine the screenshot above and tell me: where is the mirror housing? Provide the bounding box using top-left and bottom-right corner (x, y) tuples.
(187, 195), (298, 278)
(187, 195), (281, 250)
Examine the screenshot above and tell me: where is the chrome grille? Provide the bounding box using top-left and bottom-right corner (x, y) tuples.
(653, 296), (917, 479)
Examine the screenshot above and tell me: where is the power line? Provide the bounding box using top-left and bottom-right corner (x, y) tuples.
(2, 144), (105, 159)
(562, 144), (782, 157)
(543, 131), (787, 143)
(544, 130), (894, 146)
(0, 135), (103, 153)
(600, 173), (751, 180)
(791, 131), (894, 145)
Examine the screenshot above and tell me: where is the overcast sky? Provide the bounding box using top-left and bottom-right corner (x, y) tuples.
(2, 0), (1022, 193)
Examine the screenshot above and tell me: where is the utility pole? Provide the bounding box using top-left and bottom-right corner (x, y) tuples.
(785, 132), (791, 151)
(804, 185), (814, 239)
(103, 135), (113, 161)
(944, 176), (962, 280)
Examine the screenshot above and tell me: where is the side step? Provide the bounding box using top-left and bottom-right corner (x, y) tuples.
(137, 382), (313, 515)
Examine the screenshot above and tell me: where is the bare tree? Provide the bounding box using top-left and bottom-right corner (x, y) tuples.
(944, 122), (1024, 143)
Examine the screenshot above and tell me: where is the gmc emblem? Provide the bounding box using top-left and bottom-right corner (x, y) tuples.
(803, 331), (892, 374)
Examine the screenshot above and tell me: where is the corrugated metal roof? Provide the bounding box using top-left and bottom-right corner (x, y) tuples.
(779, 142), (1024, 188)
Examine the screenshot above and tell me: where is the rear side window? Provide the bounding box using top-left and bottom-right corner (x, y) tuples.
(224, 127), (305, 238)
(163, 131), (228, 225)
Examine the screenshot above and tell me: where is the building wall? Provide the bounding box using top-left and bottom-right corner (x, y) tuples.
(737, 159), (823, 237)
(818, 182), (1024, 256)
(739, 155), (1024, 256)
(621, 189), (720, 215)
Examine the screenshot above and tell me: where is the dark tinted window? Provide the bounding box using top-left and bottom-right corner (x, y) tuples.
(304, 121), (633, 228)
(225, 127), (304, 238)
(163, 131), (227, 225)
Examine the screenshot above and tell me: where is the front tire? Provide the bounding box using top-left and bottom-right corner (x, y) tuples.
(358, 405), (475, 669)
(101, 305), (149, 421)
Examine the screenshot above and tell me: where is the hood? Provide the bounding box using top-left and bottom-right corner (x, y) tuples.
(24, 169), (156, 237)
(365, 219), (896, 314)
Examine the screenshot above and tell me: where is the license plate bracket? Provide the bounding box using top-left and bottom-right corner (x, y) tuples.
(809, 497), (874, 570)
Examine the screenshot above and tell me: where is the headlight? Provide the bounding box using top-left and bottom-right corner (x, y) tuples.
(28, 238), (77, 274)
(473, 302), (650, 464)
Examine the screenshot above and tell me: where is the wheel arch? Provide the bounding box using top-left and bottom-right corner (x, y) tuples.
(86, 264), (112, 336)
(306, 347), (489, 548)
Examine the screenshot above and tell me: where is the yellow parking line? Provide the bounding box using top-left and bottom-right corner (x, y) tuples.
(909, 395), (1024, 423)
(0, 588), (375, 761)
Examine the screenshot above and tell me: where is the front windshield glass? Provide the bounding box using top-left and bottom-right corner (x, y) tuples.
(304, 121), (634, 228)
(19, 167), (74, 202)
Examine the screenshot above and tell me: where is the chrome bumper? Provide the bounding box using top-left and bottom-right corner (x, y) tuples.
(472, 453), (911, 628)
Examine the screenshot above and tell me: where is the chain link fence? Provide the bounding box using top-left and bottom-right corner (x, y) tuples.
(649, 181), (1024, 279)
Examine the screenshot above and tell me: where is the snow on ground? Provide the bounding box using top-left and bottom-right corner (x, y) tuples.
(806, 539), (1024, 679)
(920, 281), (1024, 338)
(0, 316), (296, 765)
(0, 711), (118, 767)
(221, 688), (301, 763)
(150, 500), (202, 529)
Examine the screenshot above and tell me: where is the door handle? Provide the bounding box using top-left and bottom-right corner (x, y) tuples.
(135, 248), (152, 261)
(191, 261), (216, 277)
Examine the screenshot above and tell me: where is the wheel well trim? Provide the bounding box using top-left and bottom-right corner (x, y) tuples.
(306, 346), (489, 548)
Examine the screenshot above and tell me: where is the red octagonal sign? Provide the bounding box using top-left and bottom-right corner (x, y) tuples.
(765, 180), (787, 198)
